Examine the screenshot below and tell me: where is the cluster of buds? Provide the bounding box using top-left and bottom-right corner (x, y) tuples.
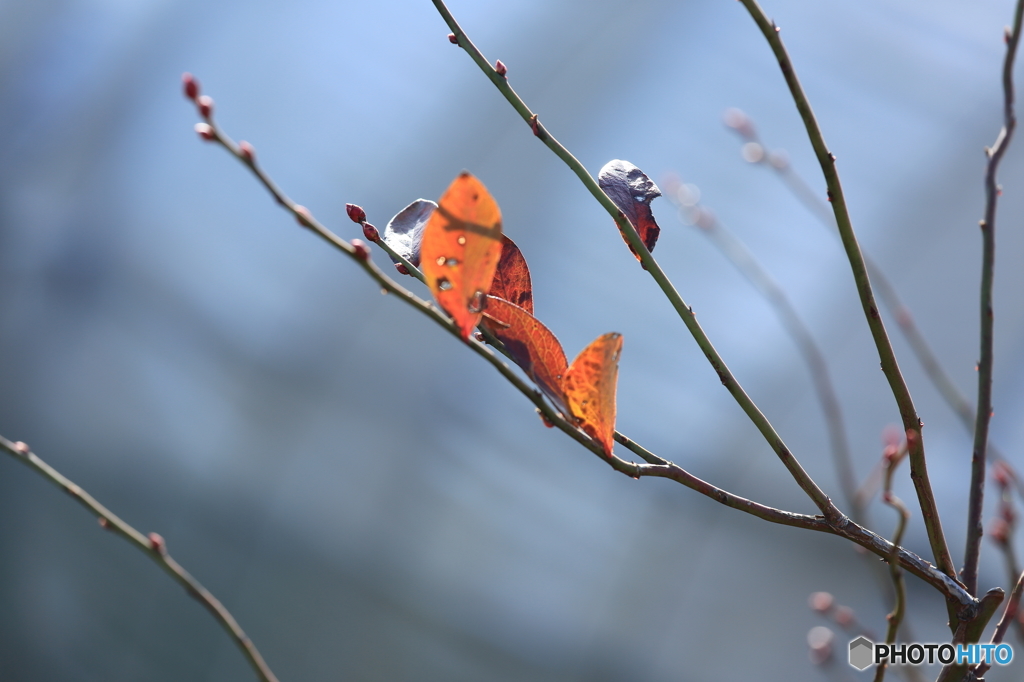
(345, 203), (379, 242)
(183, 73), (217, 142)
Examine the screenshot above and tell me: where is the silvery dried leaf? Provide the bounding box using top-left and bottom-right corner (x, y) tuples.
(382, 199), (437, 266)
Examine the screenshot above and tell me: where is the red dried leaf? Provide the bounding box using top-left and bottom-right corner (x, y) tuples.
(489, 235), (533, 315)
(421, 173), (503, 338)
(598, 159), (662, 260)
(563, 333), (622, 457)
(483, 296), (568, 412)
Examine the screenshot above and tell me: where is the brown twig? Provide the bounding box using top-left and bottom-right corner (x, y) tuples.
(0, 435), (280, 682)
(873, 443), (910, 682)
(963, 0), (1024, 597)
(973, 569), (1024, 678)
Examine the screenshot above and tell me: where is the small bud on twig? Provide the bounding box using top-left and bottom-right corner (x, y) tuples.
(197, 95), (214, 120)
(351, 238), (371, 262)
(149, 532), (167, 556)
(808, 591), (833, 613)
(98, 517), (109, 529)
(990, 517), (1010, 545)
(238, 141), (255, 163)
(395, 263), (410, 276)
(12, 441), (30, 455)
(182, 72), (200, 101)
(194, 123), (215, 141)
(448, 32), (458, 44)
(495, 59), (507, 77)
(362, 222), (380, 242)
(346, 203), (367, 224)
(294, 205), (313, 227)
(722, 107), (756, 139)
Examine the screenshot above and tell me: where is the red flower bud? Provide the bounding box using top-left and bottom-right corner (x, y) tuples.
(194, 122), (215, 141)
(448, 32), (458, 44)
(12, 441), (30, 455)
(351, 238), (371, 261)
(149, 532), (167, 556)
(362, 222), (380, 242)
(238, 140), (255, 163)
(197, 95), (214, 119)
(294, 205), (313, 227)
(495, 59), (507, 77)
(182, 72), (199, 101)
(395, 263), (410, 276)
(346, 203), (367, 224)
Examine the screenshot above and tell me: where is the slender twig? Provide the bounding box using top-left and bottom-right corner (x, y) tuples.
(191, 87), (977, 610)
(0, 435), (281, 682)
(432, 0), (844, 529)
(973, 570), (1024, 679)
(873, 446), (910, 682)
(736, 0), (954, 585)
(666, 186), (859, 522)
(963, 0), (1024, 597)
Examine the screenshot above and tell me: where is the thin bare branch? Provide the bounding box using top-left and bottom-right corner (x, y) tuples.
(0, 435), (281, 682)
(974, 570), (1024, 679)
(873, 447), (910, 682)
(736, 0), (954, 585)
(963, 0), (1024, 597)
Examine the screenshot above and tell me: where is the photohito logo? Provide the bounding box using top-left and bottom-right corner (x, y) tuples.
(848, 637), (1013, 671)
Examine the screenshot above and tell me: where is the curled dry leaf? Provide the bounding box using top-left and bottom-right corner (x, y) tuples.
(421, 173), (503, 339)
(563, 333), (622, 457)
(382, 199), (437, 267)
(489, 235), (533, 315)
(598, 159), (662, 259)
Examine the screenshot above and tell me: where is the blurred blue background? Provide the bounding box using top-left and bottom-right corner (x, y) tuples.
(3, 0), (1024, 679)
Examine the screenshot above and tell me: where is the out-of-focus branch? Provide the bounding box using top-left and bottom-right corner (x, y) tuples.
(737, 0), (954, 585)
(973, 569), (1024, 679)
(963, 0), (1024, 597)
(663, 179), (859, 522)
(873, 442), (910, 682)
(0, 435), (281, 682)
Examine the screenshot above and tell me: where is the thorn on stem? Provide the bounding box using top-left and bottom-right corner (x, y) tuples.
(351, 238), (371, 262)
(182, 72), (200, 101)
(346, 203), (367, 224)
(149, 532), (167, 556)
(495, 59), (507, 77)
(194, 122), (215, 141)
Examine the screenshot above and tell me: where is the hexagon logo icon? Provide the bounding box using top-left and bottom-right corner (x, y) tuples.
(849, 636), (874, 670)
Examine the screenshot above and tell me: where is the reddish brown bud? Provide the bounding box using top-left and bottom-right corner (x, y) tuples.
(351, 238), (371, 261)
(12, 441), (30, 455)
(808, 591), (833, 613)
(395, 263), (410, 276)
(473, 331), (485, 342)
(238, 140), (255, 163)
(448, 32), (458, 44)
(294, 205), (313, 227)
(182, 72), (200, 101)
(538, 410), (555, 428)
(495, 59), (507, 77)
(346, 203), (367, 224)
(362, 222), (380, 242)
(194, 122), (215, 141)
(529, 114), (540, 137)
(197, 95), (214, 119)
(149, 532), (167, 556)
(990, 517), (1010, 545)
(833, 605), (854, 627)
(993, 460), (1015, 487)
(98, 517), (109, 529)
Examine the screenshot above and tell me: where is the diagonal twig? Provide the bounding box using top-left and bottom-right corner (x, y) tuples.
(0, 435), (281, 682)
(736, 0), (955, 586)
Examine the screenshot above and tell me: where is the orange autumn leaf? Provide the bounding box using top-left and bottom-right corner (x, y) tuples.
(483, 296), (568, 412)
(421, 172), (503, 338)
(563, 333), (622, 457)
(489, 235), (533, 315)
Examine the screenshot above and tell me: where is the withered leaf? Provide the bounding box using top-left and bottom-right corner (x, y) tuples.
(598, 159), (662, 259)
